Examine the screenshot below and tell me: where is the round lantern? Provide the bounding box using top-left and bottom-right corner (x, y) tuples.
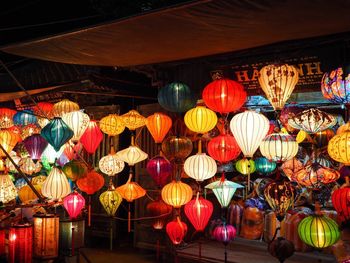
(80, 120), (103, 154)
(259, 133), (299, 162)
(184, 106), (218, 134)
(63, 191), (85, 219)
(13, 109), (37, 126)
(117, 145), (148, 166)
(328, 130), (350, 165)
(161, 180), (192, 208)
(64, 140), (83, 160)
(23, 134), (48, 161)
(212, 223), (236, 245)
(235, 159), (256, 175)
(254, 157), (276, 175)
(76, 170), (104, 195)
(18, 184), (42, 204)
(9, 223), (33, 263)
(161, 136), (193, 161)
(99, 189), (123, 216)
(314, 129), (335, 148)
(208, 134), (241, 163)
(230, 110), (269, 158)
(205, 179), (243, 208)
(21, 124), (41, 140)
(202, 78), (247, 114)
(62, 110), (90, 143)
(258, 64), (299, 110)
(146, 156), (172, 188)
(19, 157), (42, 175)
(0, 129), (20, 158)
(0, 173), (17, 203)
(99, 151), (125, 176)
(145, 113), (172, 143)
(99, 114), (125, 136)
(332, 181), (350, 222)
(121, 110), (146, 130)
(158, 82), (196, 113)
(288, 108), (336, 133)
(321, 67), (350, 104)
(42, 144), (64, 164)
(184, 194), (213, 231)
(298, 215), (340, 248)
(33, 102), (53, 117)
(52, 99), (79, 117)
(116, 175), (146, 202)
(41, 117), (74, 151)
(42, 167), (71, 199)
(0, 107), (16, 128)
(146, 199), (172, 230)
(184, 153), (217, 181)
(62, 160), (88, 181)
(166, 217), (188, 245)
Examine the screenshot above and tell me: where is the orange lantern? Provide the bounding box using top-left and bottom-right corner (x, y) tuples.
(0, 130), (20, 158)
(33, 102), (54, 128)
(146, 113), (172, 143)
(0, 108), (16, 128)
(99, 114), (125, 136)
(121, 110), (146, 130)
(52, 99), (79, 117)
(161, 180), (192, 208)
(18, 184), (42, 204)
(64, 140), (83, 160)
(76, 170), (105, 195)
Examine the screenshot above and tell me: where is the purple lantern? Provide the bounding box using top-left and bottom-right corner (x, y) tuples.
(23, 134), (48, 161)
(212, 223), (236, 246)
(146, 156), (172, 188)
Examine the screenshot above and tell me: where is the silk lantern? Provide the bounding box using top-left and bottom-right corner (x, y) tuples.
(52, 99), (79, 117)
(0, 173), (17, 203)
(321, 67), (350, 104)
(0, 129), (20, 158)
(99, 151), (125, 176)
(33, 102), (54, 127)
(99, 188), (123, 216)
(62, 110), (90, 143)
(18, 184), (42, 204)
(208, 134), (241, 163)
(158, 82), (196, 113)
(32, 175), (47, 185)
(146, 156), (172, 188)
(13, 109), (37, 126)
(254, 157), (276, 175)
(121, 110), (146, 130)
(184, 153), (217, 181)
(42, 167), (71, 199)
(161, 136), (193, 161)
(99, 114), (125, 136)
(314, 129), (335, 148)
(23, 134), (48, 161)
(0, 107), (15, 128)
(258, 64), (299, 110)
(184, 193), (213, 231)
(260, 133), (299, 162)
(63, 160), (88, 181)
(205, 179), (243, 208)
(230, 110), (269, 158)
(9, 223), (33, 263)
(64, 140), (83, 160)
(184, 106), (218, 134)
(328, 129), (350, 165)
(145, 113), (172, 143)
(202, 78), (246, 114)
(41, 117), (74, 151)
(42, 144), (64, 164)
(161, 180), (192, 208)
(19, 157), (42, 175)
(116, 174), (146, 202)
(117, 139), (148, 166)
(147, 199), (172, 229)
(76, 170), (104, 195)
(80, 120), (103, 154)
(212, 223), (236, 245)
(235, 159), (256, 175)
(166, 217), (188, 245)
(0, 229), (4, 257)
(63, 191), (86, 219)
(332, 178), (350, 222)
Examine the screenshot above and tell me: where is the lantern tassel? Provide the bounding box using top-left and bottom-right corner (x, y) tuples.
(128, 203), (131, 233)
(88, 195), (91, 227)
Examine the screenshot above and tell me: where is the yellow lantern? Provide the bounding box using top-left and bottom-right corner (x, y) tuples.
(99, 114), (125, 136)
(0, 173), (17, 203)
(121, 110), (146, 130)
(0, 130), (20, 158)
(100, 189), (123, 216)
(32, 175), (47, 185)
(328, 130), (350, 165)
(42, 167), (71, 200)
(161, 180), (192, 208)
(235, 159), (256, 175)
(62, 110), (90, 142)
(116, 174), (146, 202)
(145, 112), (172, 143)
(18, 184), (42, 204)
(52, 99), (80, 117)
(184, 106), (217, 134)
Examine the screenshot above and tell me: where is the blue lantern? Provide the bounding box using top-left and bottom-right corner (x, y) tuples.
(41, 118), (73, 151)
(13, 110), (37, 126)
(157, 82), (196, 113)
(254, 157), (276, 175)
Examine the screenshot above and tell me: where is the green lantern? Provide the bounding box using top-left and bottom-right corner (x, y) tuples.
(298, 215), (340, 248)
(99, 189), (123, 216)
(235, 159), (256, 175)
(41, 118), (74, 151)
(62, 160), (88, 181)
(254, 157), (276, 175)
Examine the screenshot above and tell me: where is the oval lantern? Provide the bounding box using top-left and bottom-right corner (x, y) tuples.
(0, 107), (16, 128)
(80, 120), (103, 154)
(146, 156), (172, 188)
(184, 153), (217, 181)
(23, 134), (48, 161)
(166, 217), (188, 245)
(212, 224), (236, 245)
(202, 78), (246, 114)
(121, 110), (146, 131)
(13, 109), (37, 126)
(117, 145), (148, 166)
(208, 134), (241, 163)
(62, 160), (88, 181)
(235, 159), (256, 175)
(184, 194), (213, 231)
(298, 215), (340, 248)
(0, 130), (20, 158)
(146, 113), (172, 143)
(0, 174), (17, 203)
(63, 191), (85, 219)
(99, 114), (125, 136)
(321, 67), (350, 104)
(52, 99), (79, 117)
(184, 106), (217, 134)
(41, 117), (74, 151)
(147, 199), (172, 230)
(76, 170), (105, 195)
(158, 82), (196, 113)
(161, 180), (192, 208)
(328, 130), (350, 165)
(332, 181), (350, 222)
(62, 110), (90, 143)
(205, 179), (243, 208)
(230, 110), (269, 158)
(99, 151), (125, 176)
(161, 136), (193, 161)
(18, 184), (42, 204)
(99, 189), (123, 216)
(254, 157), (276, 175)
(42, 167), (71, 199)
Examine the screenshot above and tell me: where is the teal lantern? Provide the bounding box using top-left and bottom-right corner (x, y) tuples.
(13, 110), (37, 126)
(254, 157), (277, 175)
(41, 118), (74, 151)
(157, 82), (196, 113)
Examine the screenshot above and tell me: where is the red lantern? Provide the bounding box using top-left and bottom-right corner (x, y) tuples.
(80, 120), (103, 154)
(145, 113), (172, 144)
(9, 223), (33, 263)
(212, 223), (236, 245)
(202, 78), (247, 114)
(146, 199), (172, 230)
(184, 194), (213, 231)
(146, 156), (172, 188)
(332, 180), (350, 222)
(64, 140), (83, 160)
(166, 217), (188, 245)
(0, 229), (5, 257)
(208, 134), (241, 163)
(63, 191), (86, 219)
(76, 170), (105, 195)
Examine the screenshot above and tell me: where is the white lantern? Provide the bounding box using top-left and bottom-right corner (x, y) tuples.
(99, 153), (125, 176)
(184, 153), (217, 182)
(19, 157), (42, 175)
(205, 179), (243, 208)
(230, 110), (269, 158)
(117, 146), (148, 166)
(260, 133), (299, 162)
(62, 110), (90, 142)
(42, 167), (71, 199)
(0, 173), (17, 203)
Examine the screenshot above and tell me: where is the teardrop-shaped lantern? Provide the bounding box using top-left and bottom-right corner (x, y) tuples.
(99, 189), (123, 216)
(161, 136), (193, 161)
(99, 150), (125, 176)
(258, 64), (299, 110)
(146, 113), (172, 143)
(146, 156), (172, 188)
(184, 193), (213, 231)
(13, 110), (37, 126)
(0, 108), (16, 128)
(121, 110), (146, 131)
(42, 167), (71, 199)
(321, 67), (350, 104)
(166, 217), (188, 245)
(23, 134), (48, 161)
(254, 157), (276, 175)
(117, 145), (148, 166)
(147, 199), (172, 230)
(161, 180), (192, 208)
(52, 99), (80, 117)
(99, 114), (125, 136)
(208, 134), (241, 163)
(184, 106), (218, 134)
(62, 160), (88, 181)
(62, 110), (90, 143)
(63, 191), (85, 219)
(76, 170), (105, 195)
(0, 173), (17, 203)
(235, 159), (256, 175)
(184, 153), (217, 182)
(212, 223), (236, 245)
(41, 118), (74, 151)
(230, 110), (269, 158)
(0, 130), (21, 158)
(80, 120), (103, 154)
(205, 179), (243, 208)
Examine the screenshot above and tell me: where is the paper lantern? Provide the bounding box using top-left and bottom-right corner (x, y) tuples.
(80, 120), (103, 154)
(146, 113), (172, 143)
(158, 82), (196, 113)
(166, 218), (188, 245)
(321, 67), (350, 104)
(161, 180), (192, 208)
(161, 136), (193, 161)
(337, 122), (350, 135)
(62, 110), (90, 143)
(18, 184), (42, 204)
(288, 108), (336, 133)
(184, 194), (213, 231)
(235, 159), (256, 175)
(0, 129), (20, 158)
(99, 114), (125, 136)
(59, 219), (85, 256)
(332, 182), (350, 222)
(184, 106), (217, 134)
(230, 110), (269, 158)
(42, 143), (64, 164)
(298, 215), (340, 248)
(254, 157), (276, 175)
(9, 223), (33, 263)
(205, 179), (243, 208)
(146, 199), (172, 230)
(63, 191), (86, 219)
(208, 134), (241, 163)
(260, 133), (298, 162)
(117, 145), (148, 166)
(52, 99), (79, 117)
(121, 110), (146, 130)
(33, 214), (59, 259)
(41, 117), (74, 151)
(146, 156), (172, 188)
(258, 64), (299, 110)
(99, 151), (125, 176)
(63, 160), (88, 181)
(328, 130), (350, 165)
(23, 134), (48, 161)
(184, 153), (217, 181)
(64, 140), (83, 161)
(202, 78), (247, 114)
(0, 107), (16, 128)
(116, 175), (146, 202)
(13, 109), (37, 126)
(42, 167), (71, 199)
(76, 170), (104, 195)
(19, 157), (42, 175)
(212, 224), (236, 245)
(0, 173), (17, 203)
(99, 189), (123, 216)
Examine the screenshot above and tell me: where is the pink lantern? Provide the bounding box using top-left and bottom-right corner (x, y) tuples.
(63, 191), (86, 219)
(146, 156), (172, 188)
(23, 134), (48, 161)
(212, 224), (236, 245)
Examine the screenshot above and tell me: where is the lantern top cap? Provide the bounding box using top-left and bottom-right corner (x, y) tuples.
(205, 179), (243, 189)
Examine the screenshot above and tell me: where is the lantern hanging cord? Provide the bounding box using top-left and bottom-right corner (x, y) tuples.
(92, 211), (172, 221)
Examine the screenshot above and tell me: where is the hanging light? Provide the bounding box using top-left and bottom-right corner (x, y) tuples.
(0, 229), (4, 258)
(0, 173), (17, 203)
(99, 114), (125, 136)
(64, 140), (83, 160)
(184, 106), (218, 134)
(331, 178), (350, 222)
(117, 138), (148, 166)
(19, 157), (42, 175)
(99, 150), (125, 176)
(230, 110), (269, 158)
(281, 158), (304, 182)
(76, 170), (104, 195)
(321, 67), (350, 104)
(161, 136), (193, 161)
(116, 174), (146, 202)
(18, 184), (42, 204)
(41, 117), (74, 151)
(0, 107), (16, 128)
(62, 160), (88, 181)
(258, 64), (299, 110)
(32, 102), (54, 128)
(208, 134), (241, 164)
(235, 159), (256, 175)
(13, 109), (37, 126)
(145, 113), (172, 144)
(254, 157), (276, 175)
(23, 134), (48, 161)
(21, 123), (41, 140)
(212, 223), (236, 245)
(184, 153), (217, 182)
(42, 144), (64, 164)
(328, 129), (350, 165)
(62, 110), (90, 143)
(314, 129), (335, 148)
(80, 120), (103, 154)
(184, 193), (213, 231)
(146, 199), (172, 230)
(146, 156), (172, 188)
(9, 223), (33, 263)
(121, 110), (146, 130)
(205, 179), (243, 208)
(32, 175), (47, 185)
(0, 129), (20, 158)
(42, 167), (71, 200)
(161, 180), (192, 208)
(99, 188), (123, 216)
(52, 99), (80, 117)
(166, 217), (188, 245)
(63, 191), (86, 219)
